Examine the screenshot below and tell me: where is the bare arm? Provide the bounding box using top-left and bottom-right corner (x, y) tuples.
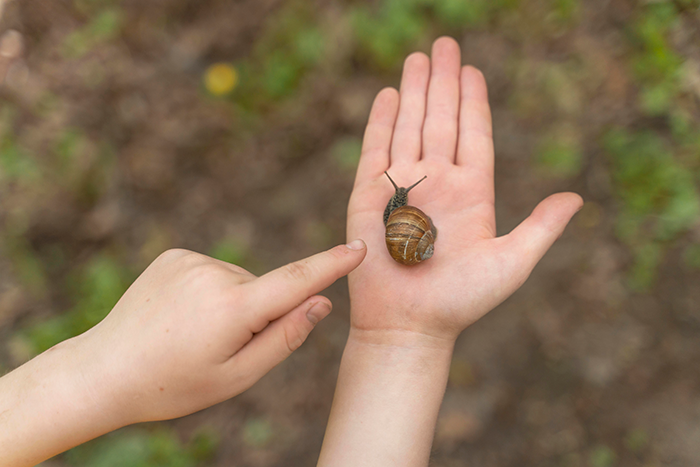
(0, 335), (129, 466)
(319, 330), (452, 465)
(318, 37), (582, 466)
(0, 243), (366, 466)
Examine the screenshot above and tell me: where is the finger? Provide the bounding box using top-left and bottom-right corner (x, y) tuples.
(456, 66), (494, 179)
(504, 192), (584, 282)
(0, 30), (23, 85)
(226, 296), (332, 384)
(355, 88), (399, 186)
(423, 36), (461, 164)
(390, 52), (430, 166)
(242, 240), (367, 327)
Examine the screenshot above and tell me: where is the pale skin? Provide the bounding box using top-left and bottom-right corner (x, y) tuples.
(318, 37), (582, 465)
(0, 36), (582, 467)
(0, 243), (367, 466)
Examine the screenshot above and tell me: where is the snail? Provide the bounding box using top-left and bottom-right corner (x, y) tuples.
(383, 171), (437, 266)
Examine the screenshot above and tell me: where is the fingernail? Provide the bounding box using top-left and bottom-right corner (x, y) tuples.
(306, 302), (332, 325)
(346, 239), (366, 250)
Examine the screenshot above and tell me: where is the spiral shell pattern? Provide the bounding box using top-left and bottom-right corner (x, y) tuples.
(385, 205), (437, 265)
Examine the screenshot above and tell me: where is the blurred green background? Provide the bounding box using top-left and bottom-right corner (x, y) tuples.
(0, 0), (699, 465)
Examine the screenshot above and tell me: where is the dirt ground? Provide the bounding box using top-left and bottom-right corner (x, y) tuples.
(1, 0), (699, 466)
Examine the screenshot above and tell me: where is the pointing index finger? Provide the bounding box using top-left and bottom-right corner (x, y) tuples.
(242, 241), (367, 328)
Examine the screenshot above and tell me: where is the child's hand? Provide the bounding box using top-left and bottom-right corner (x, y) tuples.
(82, 243), (366, 423)
(319, 37), (582, 467)
(0, 242), (366, 466)
(347, 37), (583, 344)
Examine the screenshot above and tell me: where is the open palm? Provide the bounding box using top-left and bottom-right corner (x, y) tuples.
(347, 37), (582, 341)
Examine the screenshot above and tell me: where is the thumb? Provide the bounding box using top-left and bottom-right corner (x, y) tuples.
(242, 239), (367, 329)
(226, 296), (332, 385)
(504, 192), (583, 283)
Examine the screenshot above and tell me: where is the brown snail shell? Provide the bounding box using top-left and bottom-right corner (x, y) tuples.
(385, 205), (437, 265)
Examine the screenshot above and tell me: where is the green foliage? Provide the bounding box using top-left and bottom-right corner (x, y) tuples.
(63, 425), (218, 467)
(604, 128), (700, 289)
(624, 428), (649, 453)
(551, 0), (579, 21)
(55, 128), (89, 177)
(23, 254), (133, 354)
(536, 125), (583, 178)
(242, 418), (274, 448)
(349, 0), (522, 69)
(73, 0), (120, 16)
(261, 50), (304, 100)
(4, 236), (49, 298)
(52, 128), (117, 207)
(351, 1), (428, 70)
(0, 108), (40, 185)
(209, 238), (247, 266)
(55, 128), (86, 160)
(232, 2), (326, 107)
(628, 242), (662, 292)
(683, 244), (700, 270)
(0, 133), (39, 184)
(331, 136), (363, 172)
(509, 60), (585, 120)
(293, 27), (326, 67)
(606, 129), (699, 241)
(589, 445), (616, 467)
(62, 8), (125, 58)
(629, 3), (683, 116)
(432, 0), (521, 30)
(432, 0), (490, 29)
(542, 0), (581, 32)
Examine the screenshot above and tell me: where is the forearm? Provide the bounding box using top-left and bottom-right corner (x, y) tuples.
(0, 334), (127, 466)
(318, 327), (454, 466)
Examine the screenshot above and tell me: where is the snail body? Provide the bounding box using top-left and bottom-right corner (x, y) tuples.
(383, 172), (437, 266)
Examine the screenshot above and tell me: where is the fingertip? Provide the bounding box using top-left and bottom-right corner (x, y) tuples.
(375, 86), (399, 106)
(306, 300), (332, 325)
(507, 192), (585, 256)
(328, 239), (367, 270)
(462, 64), (483, 75)
(433, 35), (460, 53)
(227, 297), (333, 388)
(461, 65), (489, 99)
(573, 193), (585, 211)
(462, 65), (486, 84)
(404, 51), (430, 70)
(369, 87), (399, 121)
(535, 192), (585, 227)
(345, 239), (366, 251)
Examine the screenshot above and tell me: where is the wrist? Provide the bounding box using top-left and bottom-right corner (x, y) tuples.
(345, 327), (455, 383)
(347, 325), (457, 353)
(319, 325), (454, 466)
(0, 333), (132, 466)
(67, 331), (137, 428)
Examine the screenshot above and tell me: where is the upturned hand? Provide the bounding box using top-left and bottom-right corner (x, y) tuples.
(347, 37), (582, 343)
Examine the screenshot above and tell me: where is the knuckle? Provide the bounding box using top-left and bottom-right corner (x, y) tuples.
(185, 263), (231, 290)
(282, 260), (314, 283)
(157, 248), (191, 263)
(283, 321), (307, 354)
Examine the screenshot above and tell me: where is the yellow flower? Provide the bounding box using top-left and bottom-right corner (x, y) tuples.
(204, 63), (238, 96)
